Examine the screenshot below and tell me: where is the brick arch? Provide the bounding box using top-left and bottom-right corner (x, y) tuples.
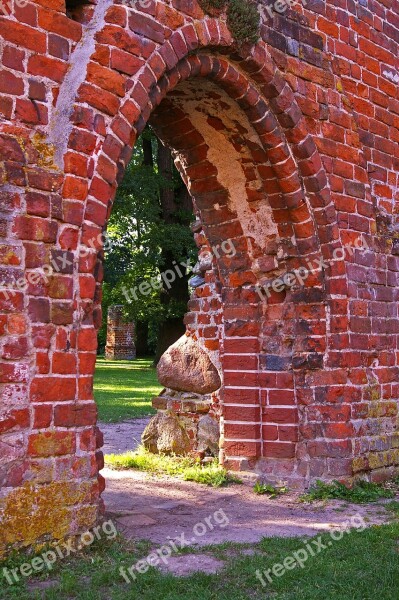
(57, 14), (345, 476)
(60, 5), (349, 465)
(58, 13), (340, 258)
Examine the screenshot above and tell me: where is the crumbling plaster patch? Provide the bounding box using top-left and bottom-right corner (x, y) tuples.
(170, 80), (279, 260)
(48, 0), (114, 166)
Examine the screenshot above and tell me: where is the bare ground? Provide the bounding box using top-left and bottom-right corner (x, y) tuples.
(102, 467), (393, 545)
(100, 419), (395, 576)
(100, 418), (150, 455)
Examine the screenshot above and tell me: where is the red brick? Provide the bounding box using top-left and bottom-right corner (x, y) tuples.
(54, 402), (97, 427)
(33, 404), (52, 429)
(2, 336), (28, 360)
(110, 48), (143, 75)
(0, 361), (29, 383)
(0, 21), (46, 52)
(78, 83), (120, 116)
(15, 98), (48, 125)
(28, 54), (68, 83)
(38, 7), (82, 42)
(30, 377), (76, 402)
(78, 353), (96, 375)
(78, 328), (98, 351)
(3, 46), (24, 71)
(86, 62), (126, 97)
(0, 71), (24, 95)
(36, 351), (50, 374)
(52, 352), (77, 374)
(263, 442), (296, 458)
(263, 408), (298, 424)
(62, 175), (88, 200)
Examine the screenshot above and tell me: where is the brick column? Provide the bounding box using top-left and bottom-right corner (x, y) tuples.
(105, 305), (136, 360)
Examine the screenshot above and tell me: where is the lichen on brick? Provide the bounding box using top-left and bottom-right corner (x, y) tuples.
(0, 481), (99, 557)
(31, 132), (58, 169)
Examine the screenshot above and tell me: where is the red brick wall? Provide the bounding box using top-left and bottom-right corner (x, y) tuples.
(0, 0), (398, 552)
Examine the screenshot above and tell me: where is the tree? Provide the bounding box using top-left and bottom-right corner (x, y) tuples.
(99, 128), (197, 361)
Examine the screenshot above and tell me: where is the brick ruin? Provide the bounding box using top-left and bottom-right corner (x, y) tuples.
(105, 304), (135, 360)
(1, 0), (399, 553)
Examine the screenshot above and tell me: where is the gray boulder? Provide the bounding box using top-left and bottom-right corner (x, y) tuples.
(141, 411), (191, 455)
(197, 414), (220, 457)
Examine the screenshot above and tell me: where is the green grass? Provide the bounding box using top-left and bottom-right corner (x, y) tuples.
(105, 446), (241, 487)
(385, 500), (399, 518)
(94, 358), (161, 422)
(300, 479), (396, 504)
(253, 482), (288, 498)
(1, 523), (398, 599)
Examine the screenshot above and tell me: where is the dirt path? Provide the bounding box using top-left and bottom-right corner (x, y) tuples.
(100, 418), (150, 455)
(102, 467), (393, 546)
(100, 418), (395, 577)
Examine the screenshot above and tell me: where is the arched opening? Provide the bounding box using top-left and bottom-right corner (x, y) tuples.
(82, 47), (334, 487)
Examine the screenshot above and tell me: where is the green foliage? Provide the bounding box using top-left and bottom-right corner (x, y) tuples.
(105, 446), (241, 487)
(100, 130), (196, 351)
(227, 0), (260, 46)
(93, 358), (160, 422)
(198, 0), (260, 46)
(198, 0), (226, 15)
(253, 481), (288, 497)
(300, 479), (396, 504)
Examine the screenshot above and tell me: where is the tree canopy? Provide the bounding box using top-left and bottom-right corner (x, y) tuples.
(99, 128), (197, 357)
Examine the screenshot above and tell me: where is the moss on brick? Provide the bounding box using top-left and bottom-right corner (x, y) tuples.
(198, 0), (260, 46)
(227, 0), (260, 46)
(198, 0), (226, 16)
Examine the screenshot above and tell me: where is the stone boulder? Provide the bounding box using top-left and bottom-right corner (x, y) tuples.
(141, 411), (191, 455)
(141, 412), (163, 454)
(157, 335), (221, 394)
(197, 414), (220, 457)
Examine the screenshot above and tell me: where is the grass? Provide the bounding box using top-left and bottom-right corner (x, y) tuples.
(105, 446), (241, 487)
(385, 500), (399, 518)
(300, 479), (396, 504)
(1, 523), (398, 599)
(94, 358), (161, 422)
(253, 482), (288, 498)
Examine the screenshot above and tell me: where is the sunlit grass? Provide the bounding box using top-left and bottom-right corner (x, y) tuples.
(94, 357), (161, 422)
(300, 479), (396, 504)
(105, 446), (241, 487)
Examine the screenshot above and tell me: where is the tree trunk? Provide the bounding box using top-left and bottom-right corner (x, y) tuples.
(154, 318), (186, 364)
(135, 320), (149, 357)
(142, 134), (153, 167)
(154, 140), (192, 363)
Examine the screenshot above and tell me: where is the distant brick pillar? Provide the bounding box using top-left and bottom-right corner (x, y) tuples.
(105, 306), (136, 360)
